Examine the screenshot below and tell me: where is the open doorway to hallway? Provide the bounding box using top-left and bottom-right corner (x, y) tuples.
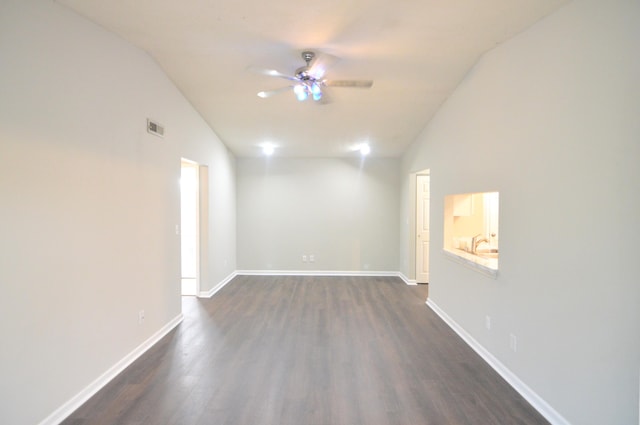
(180, 159), (203, 296)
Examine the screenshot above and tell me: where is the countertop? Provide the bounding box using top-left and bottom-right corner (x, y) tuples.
(442, 248), (498, 278)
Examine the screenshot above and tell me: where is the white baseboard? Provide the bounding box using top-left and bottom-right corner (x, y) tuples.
(38, 314), (184, 425)
(198, 271), (238, 298)
(235, 270), (401, 277)
(426, 299), (569, 425)
(398, 273), (417, 285)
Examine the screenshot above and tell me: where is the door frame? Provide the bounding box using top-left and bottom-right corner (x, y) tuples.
(415, 172), (430, 283)
(407, 169), (430, 284)
(180, 159), (208, 296)
(412, 169), (431, 283)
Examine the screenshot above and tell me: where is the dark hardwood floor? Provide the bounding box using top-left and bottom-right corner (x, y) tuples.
(62, 275), (548, 425)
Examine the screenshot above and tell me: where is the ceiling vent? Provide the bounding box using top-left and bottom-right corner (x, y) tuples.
(147, 119), (164, 137)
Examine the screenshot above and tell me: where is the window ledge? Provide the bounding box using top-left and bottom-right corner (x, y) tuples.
(442, 248), (498, 279)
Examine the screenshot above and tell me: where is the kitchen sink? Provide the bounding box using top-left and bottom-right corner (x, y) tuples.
(475, 247), (498, 259)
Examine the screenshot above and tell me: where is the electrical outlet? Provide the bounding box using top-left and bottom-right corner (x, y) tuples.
(302, 255), (307, 263)
(509, 334), (517, 352)
(309, 254), (315, 263)
(138, 310), (145, 325)
(485, 315), (491, 330)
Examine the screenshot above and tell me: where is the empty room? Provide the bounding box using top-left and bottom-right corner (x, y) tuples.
(1, 0), (638, 424)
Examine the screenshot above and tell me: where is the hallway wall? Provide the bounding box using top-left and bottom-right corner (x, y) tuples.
(400, 0), (640, 423)
(0, 1), (236, 423)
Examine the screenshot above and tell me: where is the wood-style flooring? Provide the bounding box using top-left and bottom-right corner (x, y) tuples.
(62, 275), (548, 425)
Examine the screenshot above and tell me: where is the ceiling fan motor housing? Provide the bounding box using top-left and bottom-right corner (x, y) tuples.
(296, 51), (318, 81)
(294, 52), (323, 101)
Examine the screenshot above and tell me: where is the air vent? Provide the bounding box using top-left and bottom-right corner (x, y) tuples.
(147, 119), (164, 137)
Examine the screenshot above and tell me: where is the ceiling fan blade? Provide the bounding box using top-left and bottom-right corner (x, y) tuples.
(257, 86), (294, 98)
(324, 80), (373, 88)
(307, 52), (340, 79)
(248, 66), (298, 81)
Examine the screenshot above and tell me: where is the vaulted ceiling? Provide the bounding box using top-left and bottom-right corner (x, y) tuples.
(57, 0), (568, 157)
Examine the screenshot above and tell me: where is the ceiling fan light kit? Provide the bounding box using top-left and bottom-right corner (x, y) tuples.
(293, 81), (322, 101)
(255, 51), (373, 102)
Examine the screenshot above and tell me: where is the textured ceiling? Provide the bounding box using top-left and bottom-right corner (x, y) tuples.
(57, 0), (569, 157)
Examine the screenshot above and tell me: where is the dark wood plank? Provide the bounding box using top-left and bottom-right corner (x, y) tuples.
(62, 276), (548, 425)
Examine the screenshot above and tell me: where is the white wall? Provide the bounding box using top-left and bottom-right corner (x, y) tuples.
(0, 1), (236, 424)
(400, 0), (639, 423)
(237, 157), (400, 273)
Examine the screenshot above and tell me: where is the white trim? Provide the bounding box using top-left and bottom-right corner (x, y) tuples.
(426, 299), (570, 425)
(235, 270), (401, 277)
(198, 271), (238, 298)
(38, 314), (184, 425)
(398, 272), (418, 285)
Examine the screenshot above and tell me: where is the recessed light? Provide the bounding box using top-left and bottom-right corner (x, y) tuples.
(359, 144), (371, 156)
(262, 144), (275, 156)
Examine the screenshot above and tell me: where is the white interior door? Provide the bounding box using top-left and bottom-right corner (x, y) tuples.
(416, 174), (430, 283)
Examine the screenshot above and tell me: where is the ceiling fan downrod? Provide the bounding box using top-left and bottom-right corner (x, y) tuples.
(301, 51), (315, 66)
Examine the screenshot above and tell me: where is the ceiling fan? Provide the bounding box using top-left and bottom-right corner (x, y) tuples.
(254, 51), (373, 102)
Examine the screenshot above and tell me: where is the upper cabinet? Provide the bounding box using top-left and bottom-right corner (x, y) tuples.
(453, 194), (474, 216)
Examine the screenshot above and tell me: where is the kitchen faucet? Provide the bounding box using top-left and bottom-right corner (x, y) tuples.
(471, 233), (489, 253)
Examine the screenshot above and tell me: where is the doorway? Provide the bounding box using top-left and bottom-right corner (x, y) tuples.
(180, 159), (200, 296)
(416, 173), (430, 284)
